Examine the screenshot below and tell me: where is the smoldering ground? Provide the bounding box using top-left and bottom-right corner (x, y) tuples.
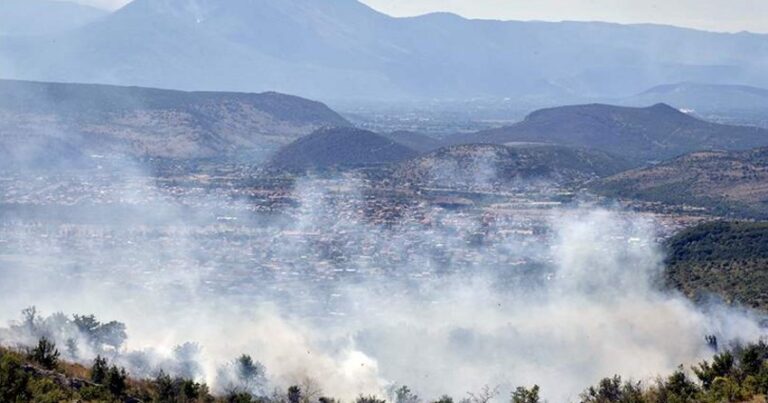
(0, 168), (765, 402)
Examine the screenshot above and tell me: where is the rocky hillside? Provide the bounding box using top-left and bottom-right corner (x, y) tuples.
(456, 103), (768, 162)
(393, 143), (631, 188)
(0, 79), (350, 169)
(593, 147), (768, 218)
(269, 127), (419, 172)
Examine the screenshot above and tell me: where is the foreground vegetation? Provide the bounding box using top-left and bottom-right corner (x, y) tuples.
(4, 335), (768, 402)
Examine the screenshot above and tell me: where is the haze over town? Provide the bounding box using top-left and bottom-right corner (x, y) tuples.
(1, 1), (768, 402)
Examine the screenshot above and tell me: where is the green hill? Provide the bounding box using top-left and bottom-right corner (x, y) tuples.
(665, 221), (768, 311)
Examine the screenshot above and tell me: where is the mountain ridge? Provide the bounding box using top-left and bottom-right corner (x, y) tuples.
(2, 0), (767, 101)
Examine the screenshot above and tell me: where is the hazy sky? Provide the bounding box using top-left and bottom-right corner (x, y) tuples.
(70, 0), (768, 34)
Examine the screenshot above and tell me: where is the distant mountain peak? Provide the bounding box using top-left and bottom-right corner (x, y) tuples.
(647, 102), (689, 115)
(649, 102), (676, 110)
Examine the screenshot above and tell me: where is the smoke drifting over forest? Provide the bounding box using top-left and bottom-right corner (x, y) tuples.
(0, 157), (764, 402)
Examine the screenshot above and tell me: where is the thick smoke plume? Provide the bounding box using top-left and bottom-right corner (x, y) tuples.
(0, 165), (764, 402)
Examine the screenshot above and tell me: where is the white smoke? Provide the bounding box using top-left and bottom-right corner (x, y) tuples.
(0, 170), (764, 402)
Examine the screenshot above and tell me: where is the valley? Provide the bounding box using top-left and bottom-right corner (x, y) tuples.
(2, 1), (768, 401)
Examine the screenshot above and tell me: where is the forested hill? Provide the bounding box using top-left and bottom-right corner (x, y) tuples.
(665, 221), (768, 311)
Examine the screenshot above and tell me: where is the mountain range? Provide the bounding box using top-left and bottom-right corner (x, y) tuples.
(454, 103), (768, 162)
(1, 0), (767, 101)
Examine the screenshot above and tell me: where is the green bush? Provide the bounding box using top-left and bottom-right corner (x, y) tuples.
(29, 337), (60, 370)
(0, 353), (31, 402)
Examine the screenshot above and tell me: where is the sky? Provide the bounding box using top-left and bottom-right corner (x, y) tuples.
(67, 0), (768, 34)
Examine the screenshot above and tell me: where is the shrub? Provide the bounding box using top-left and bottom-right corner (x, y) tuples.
(0, 353), (31, 402)
(29, 337), (60, 370)
(106, 365), (127, 396)
(91, 355), (108, 384)
(357, 394), (387, 403)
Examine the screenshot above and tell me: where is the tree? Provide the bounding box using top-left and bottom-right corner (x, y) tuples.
(72, 315), (127, 352)
(73, 314), (100, 337)
(106, 365), (127, 396)
(29, 337), (59, 370)
(432, 395), (454, 403)
(580, 376), (644, 403)
(739, 343), (765, 377)
(288, 385), (302, 403)
(233, 354), (267, 396)
(466, 385), (499, 403)
(511, 385), (540, 403)
(179, 378), (209, 401)
(709, 376), (746, 402)
(91, 355), (108, 384)
(227, 391), (257, 403)
(21, 306), (40, 334)
(395, 385), (421, 403)
(693, 352), (734, 389)
(662, 367), (700, 401)
(154, 370), (176, 401)
(298, 376), (323, 403)
(97, 321), (128, 351)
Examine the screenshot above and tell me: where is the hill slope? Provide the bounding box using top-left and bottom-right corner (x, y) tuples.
(380, 131), (445, 153)
(593, 148), (768, 218)
(665, 221), (768, 311)
(0, 79), (350, 168)
(392, 143), (631, 188)
(269, 127), (419, 172)
(1, 0), (767, 100)
(456, 103), (768, 161)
